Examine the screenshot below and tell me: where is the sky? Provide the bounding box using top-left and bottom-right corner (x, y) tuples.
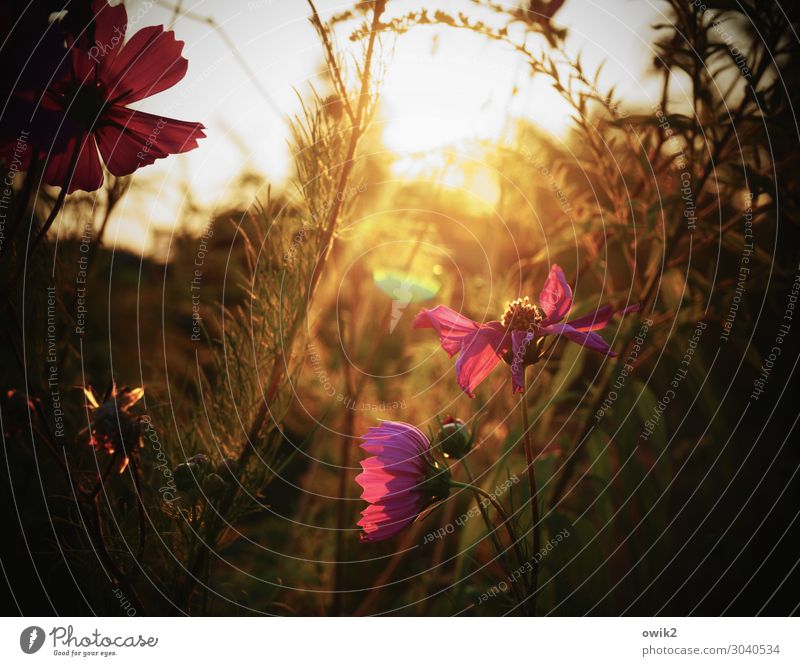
(101, 0), (666, 253)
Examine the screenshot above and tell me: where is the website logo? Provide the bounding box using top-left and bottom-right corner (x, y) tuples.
(20, 626), (45, 654)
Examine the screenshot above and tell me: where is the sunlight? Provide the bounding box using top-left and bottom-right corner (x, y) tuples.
(381, 27), (573, 153)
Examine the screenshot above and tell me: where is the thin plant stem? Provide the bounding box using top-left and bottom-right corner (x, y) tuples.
(25, 141), (81, 260)
(3, 140), (81, 309)
(129, 456), (146, 563)
(450, 480), (530, 614)
(305, 0), (385, 301)
(90, 455), (118, 498)
(87, 492), (145, 612)
(460, 459), (524, 603)
(519, 367), (541, 614)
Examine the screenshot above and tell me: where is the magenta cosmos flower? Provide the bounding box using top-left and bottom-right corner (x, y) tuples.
(7, 0), (205, 193)
(355, 421), (450, 542)
(414, 265), (640, 397)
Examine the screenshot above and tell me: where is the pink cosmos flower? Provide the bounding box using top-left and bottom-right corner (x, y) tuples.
(414, 265), (640, 397)
(355, 421), (450, 542)
(6, 0), (205, 193)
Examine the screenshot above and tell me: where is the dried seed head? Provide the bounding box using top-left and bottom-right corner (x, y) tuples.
(84, 385), (144, 472)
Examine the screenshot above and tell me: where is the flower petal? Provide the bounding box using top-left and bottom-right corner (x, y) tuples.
(356, 463), (419, 504)
(455, 322), (509, 397)
(358, 497), (420, 542)
(539, 264), (573, 325)
(566, 302), (641, 332)
(95, 106), (205, 176)
(92, 0), (128, 62)
(361, 421), (430, 455)
(101, 25), (189, 105)
(43, 132), (104, 193)
(540, 323), (616, 356)
(413, 305), (482, 357)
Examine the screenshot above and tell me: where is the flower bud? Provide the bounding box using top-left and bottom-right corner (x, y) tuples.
(173, 463), (196, 493)
(173, 454), (210, 492)
(204, 473), (226, 495)
(187, 453), (210, 468)
(436, 416), (472, 459)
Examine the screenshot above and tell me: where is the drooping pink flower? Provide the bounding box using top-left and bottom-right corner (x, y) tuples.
(4, 0), (205, 193)
(414, 265), (640, 397)
(355, 421), (450, 542)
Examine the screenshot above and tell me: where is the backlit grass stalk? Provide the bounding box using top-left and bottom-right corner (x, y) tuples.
(176, 0), (387, 611)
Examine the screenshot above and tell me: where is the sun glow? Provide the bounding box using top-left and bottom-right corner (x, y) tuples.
(380, 26), (573, 154)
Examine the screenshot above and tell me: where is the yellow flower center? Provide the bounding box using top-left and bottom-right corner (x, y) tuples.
(501, 297), (544, 332)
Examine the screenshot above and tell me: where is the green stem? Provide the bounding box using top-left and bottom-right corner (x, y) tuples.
(450, 479), (529, 613)
(26, 140), (81, 259)
(3, 140), (81, 310)
(519, 367), (541, 614)
(460, 460), (524, 605)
